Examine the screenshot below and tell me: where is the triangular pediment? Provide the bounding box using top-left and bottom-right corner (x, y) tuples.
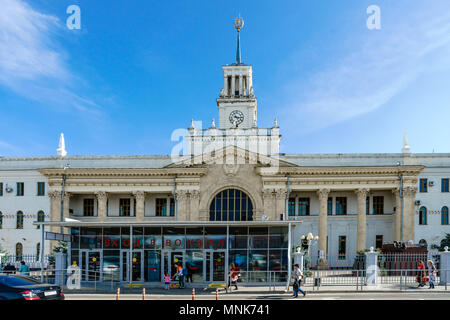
(166, 145), (296, 168)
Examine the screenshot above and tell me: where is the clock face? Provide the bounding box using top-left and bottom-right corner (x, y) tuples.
(229, 110), (244, 125)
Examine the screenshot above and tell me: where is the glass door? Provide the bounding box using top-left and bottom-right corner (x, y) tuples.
(161, 250), (185, 280)
(80, 250), (102, 282)
(185, 251), (203, 282)
(204, 250), (226, 282)
(120, 250), (144, 282)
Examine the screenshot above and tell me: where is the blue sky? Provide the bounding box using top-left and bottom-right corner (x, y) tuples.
(0, 0), (449, 157)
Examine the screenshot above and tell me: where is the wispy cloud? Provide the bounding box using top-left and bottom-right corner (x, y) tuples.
(0, 0), (102, 116)
(0, 140), (21, 154)
(280, 8), (450, 133)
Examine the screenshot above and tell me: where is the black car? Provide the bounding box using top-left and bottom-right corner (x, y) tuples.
(0, 274), (64, 300)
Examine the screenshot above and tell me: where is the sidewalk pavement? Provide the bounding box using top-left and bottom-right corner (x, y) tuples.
(62, 283), (450, 295)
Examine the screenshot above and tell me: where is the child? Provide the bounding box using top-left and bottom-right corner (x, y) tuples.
(164, 273), (171, 290)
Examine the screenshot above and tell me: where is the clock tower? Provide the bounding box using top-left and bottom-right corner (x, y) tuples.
(185, 17), (281, 158)
(217, 17), (257, 129)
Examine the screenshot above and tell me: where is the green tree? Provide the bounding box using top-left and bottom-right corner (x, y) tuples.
(439, 233), (450, 251)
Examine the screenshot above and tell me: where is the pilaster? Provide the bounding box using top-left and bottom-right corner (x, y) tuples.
(355, 188), (370, 252)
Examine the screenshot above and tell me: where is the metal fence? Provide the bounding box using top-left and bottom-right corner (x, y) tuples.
(0, 254), (52, 270)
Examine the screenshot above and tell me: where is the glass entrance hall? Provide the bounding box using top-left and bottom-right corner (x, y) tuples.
(68, 223), (290, 284)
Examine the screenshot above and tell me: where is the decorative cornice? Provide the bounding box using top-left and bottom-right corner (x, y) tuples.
(257, 165), (425, 177)
(39, 168), (208, 178)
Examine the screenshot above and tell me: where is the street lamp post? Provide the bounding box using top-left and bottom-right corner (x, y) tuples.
(300, 233), (319, 270)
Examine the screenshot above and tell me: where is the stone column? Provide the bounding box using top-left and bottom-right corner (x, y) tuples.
(47, 190), (61, 251)
(189, 190), (200, 221)
(317, 188), (330, 266)
(262, 189), (275, 220)
(63, 192), (71, 221)
(133, 191), (145, 222)
(403, 186), (417, 243)
(355, 188), (370, 252)
(231, 75), (236, 96)
(392, 188), (402, 241)
(176, 190), (189, 220)
(239, 75), (243, 95)
(95, 191), (108, 222)
(224, 76), (228, 95)
(275, 189), (287, 221)
(48, 191), (61, 232)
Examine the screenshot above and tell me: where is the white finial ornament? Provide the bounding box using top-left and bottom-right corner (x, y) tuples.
(57, 133), (67, 157)
(190, 119), (195, 129)
(211, 119), (216, 128)
(273, 118), (279, 128)
(402, 132), (411, 153)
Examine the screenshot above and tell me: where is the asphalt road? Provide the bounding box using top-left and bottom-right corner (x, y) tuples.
(64, 292), (450, 300)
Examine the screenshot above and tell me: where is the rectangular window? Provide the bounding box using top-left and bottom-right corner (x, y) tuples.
(17, 182), (24, 196)
(0, 182), (3, 196)
(288, 198), (296, 216)
(37, 182), (45, 196)
(156, 198), (167, 217)
(373, 196), (384, 215)
(338, 236), (346, 260)
(298, 198), (310, 216)
(419, 178), (428, 193)
(83, 199), (94, 217)
(376, 235), (383, 249)
(336, 197), (347, 215)
(327, 197), (332, 215)
(366, 197), (370, 215)
(119, 198), (131, 217)
(442, 179), (449, 193)
(170, 198), (175, 217)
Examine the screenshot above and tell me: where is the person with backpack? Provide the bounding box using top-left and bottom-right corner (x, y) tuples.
(292, 264), (306, 298)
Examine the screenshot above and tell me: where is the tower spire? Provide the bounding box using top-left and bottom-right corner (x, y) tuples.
(234, 16), (244, 65)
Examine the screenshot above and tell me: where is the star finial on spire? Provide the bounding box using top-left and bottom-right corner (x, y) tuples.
(234, 16), (244, 65)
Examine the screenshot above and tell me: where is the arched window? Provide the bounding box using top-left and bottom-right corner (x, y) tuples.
(419, 206), (427, 225)
(16, 243), (23, 261)
(0, 211), (3, 229)
(37, 211), (45, 229)
(16, 211), (24, 229)
(442, 206), (449, 225)
(209, 189), (253, 221)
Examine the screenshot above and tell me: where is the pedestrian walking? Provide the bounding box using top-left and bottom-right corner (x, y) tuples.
(417, 260), (426, 287)
(292, 264), (306, 298)
(185, 263), (193, 283)
(228, 263), (240, 290)
(427, 260), (437, 289)
(181, 265), (189, 287)
(18, 261), (30, 276)
(179, 263), (186, 288)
